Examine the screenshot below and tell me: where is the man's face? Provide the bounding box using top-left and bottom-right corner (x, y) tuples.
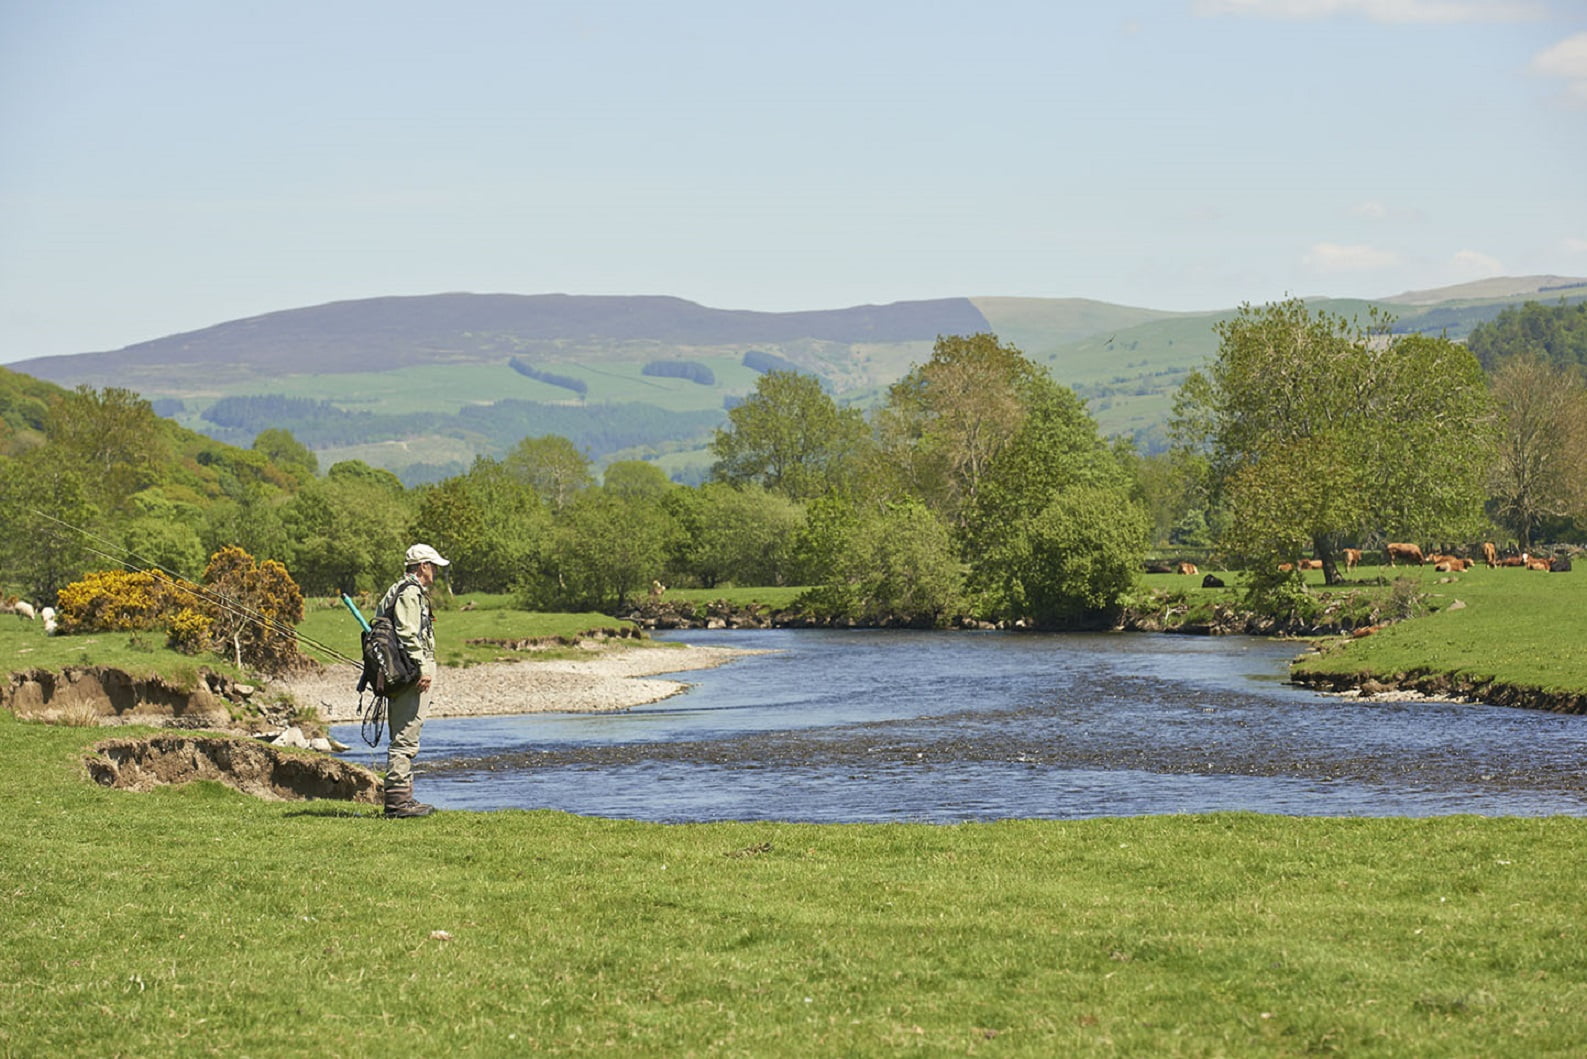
(416, 562), (435, 587)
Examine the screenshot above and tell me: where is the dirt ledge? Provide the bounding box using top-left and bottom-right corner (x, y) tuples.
(1290, 668), (1587, 715)
(3, 666), (240, 726)
(85, 735), (381, 802)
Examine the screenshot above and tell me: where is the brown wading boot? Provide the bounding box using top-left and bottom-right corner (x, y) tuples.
(383, 781), (435, 819)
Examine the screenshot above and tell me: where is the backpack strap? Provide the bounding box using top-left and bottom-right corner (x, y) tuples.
(378, 577), (432, 658)
(376, 578), (422, 620)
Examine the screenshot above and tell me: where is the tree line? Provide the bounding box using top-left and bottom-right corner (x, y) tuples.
(3, 297), (1584, 628)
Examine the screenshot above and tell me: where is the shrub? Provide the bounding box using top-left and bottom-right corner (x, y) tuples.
(166, 606), (215, 655)
(198, 546), (307, 672)
(54, 570), (197, 634)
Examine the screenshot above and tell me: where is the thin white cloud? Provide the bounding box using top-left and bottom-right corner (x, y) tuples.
(1532, 32), (1587, 107)
(1193, 0), (1546, 22)
(1304, 242), (1401, 272)
(1449, 249), (1505, 278)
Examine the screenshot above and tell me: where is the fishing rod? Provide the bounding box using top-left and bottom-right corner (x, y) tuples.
(28, 508), (364, 669)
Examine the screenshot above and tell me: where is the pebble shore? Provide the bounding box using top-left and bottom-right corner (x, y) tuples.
(278, 642), (768, 723)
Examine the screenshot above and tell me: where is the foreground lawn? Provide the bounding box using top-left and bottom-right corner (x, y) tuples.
(3, 711), (1584, 1057)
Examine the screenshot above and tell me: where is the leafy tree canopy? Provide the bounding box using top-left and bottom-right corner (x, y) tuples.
(709, 371), (869, 502)
(1172, 299), (1493, 584)
(1466, 299), (1587, 372)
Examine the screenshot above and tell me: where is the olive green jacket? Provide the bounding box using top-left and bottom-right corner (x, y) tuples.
(377, 573), (435, 681)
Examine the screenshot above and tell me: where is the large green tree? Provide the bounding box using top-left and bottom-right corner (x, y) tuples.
(960, 376), (1136, 598)
(1172, 299), (1493, 584)
(0, 448), (99, 603)
(505, 435), (592, 511)
(874, 333), (1041, 526)
(799, 497), (964, 625)
(521, 488), (675, 611)
(45, 385), (170, 516)
(1487, 355), (1587, 546)
(278, 462), (411, 594)
(411, 457), (552, 594)
(710, 372), (869, 501)
(667, 483), (806, 588)
(999, 485), (1150, 627)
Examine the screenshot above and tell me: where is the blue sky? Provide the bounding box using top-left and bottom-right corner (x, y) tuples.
(2, 0), (1584, 362)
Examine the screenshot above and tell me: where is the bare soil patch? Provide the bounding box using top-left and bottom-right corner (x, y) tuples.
(85, 735), (381, 803)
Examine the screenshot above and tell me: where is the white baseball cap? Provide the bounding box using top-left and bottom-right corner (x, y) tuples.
(405, 543), (450, 567)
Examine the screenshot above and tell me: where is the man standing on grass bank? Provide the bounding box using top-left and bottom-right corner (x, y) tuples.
(379, 543), (448, 819)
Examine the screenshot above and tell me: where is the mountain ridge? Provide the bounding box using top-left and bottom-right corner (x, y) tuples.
(12, 276), (1586, 485)
(15, 276), (1587, 386)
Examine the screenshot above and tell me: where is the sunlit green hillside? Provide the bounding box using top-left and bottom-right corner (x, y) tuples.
(13, 281), (1583, 482)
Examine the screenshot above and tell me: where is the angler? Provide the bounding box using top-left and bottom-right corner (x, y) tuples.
(371, 544), (450, 819)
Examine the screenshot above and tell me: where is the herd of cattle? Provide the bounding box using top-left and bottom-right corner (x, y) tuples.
(1378, 541), (1572, 572)
(1149, 541), (1574, 579)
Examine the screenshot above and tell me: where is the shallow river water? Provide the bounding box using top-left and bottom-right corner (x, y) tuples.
(333, 629), (1587, 822)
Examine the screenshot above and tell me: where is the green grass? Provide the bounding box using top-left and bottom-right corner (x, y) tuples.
(8, 572), (1587, 1054)
(1291, 563), (1587, 694)
(654, 585), (809, 610)
(3, 709), (1584, 1056)
(299, 592), (652, 669)
(0, 618), (244, 687)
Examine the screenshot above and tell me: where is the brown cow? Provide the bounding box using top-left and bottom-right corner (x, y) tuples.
(1298, 559), (1323, 570)
(1525, 556), (1552, 571)
(1343, 548), (1361, 571)
(1385, 542), (1425, 566)
(1177, 562), (1199, 576)
(1482, 541), (1498, 568)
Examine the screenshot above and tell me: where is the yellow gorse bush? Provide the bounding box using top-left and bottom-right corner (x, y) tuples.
(54, 569), (198, 635)
(54, 547), (307, 673)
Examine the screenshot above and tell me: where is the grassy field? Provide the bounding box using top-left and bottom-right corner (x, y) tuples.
(1134, 559), (1587, 698)
(6, 567), (1587, 1054)
(4, 709), (1585, 1057)
(296, 592), (646, 672)
(0, 594), (647, 688)
(1280, 563), (1587, 695)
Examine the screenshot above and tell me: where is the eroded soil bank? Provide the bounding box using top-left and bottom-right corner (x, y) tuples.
(4, 665), (382, 803)
(1290, 668), (1587, 714)
(84, 735), (380, 802)
(2, 666), (246, 727)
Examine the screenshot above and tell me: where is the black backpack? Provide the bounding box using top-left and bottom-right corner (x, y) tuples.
(357, 582), (421, 696)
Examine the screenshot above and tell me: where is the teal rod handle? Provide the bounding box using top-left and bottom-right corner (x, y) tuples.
(340, 593), (372, 633)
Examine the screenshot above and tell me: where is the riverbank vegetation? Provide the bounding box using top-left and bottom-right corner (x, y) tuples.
(3, 298), (1585, 690)
(4, 710), (1584, 1056)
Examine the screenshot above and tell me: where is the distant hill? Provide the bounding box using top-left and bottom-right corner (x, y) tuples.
(13, 280), (1586, 484)
(13, 294), (992, 386)
(1380, 274), (1587, 306)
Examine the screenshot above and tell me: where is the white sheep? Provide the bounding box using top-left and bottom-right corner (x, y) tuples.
(40, 606), (57, 635)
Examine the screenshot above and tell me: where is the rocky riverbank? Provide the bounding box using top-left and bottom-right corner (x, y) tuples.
(275, 640), (770, 722)
(1289, 667), (1587, 715)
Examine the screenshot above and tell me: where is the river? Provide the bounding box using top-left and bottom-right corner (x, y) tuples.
(333, 629), (1587, 822)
